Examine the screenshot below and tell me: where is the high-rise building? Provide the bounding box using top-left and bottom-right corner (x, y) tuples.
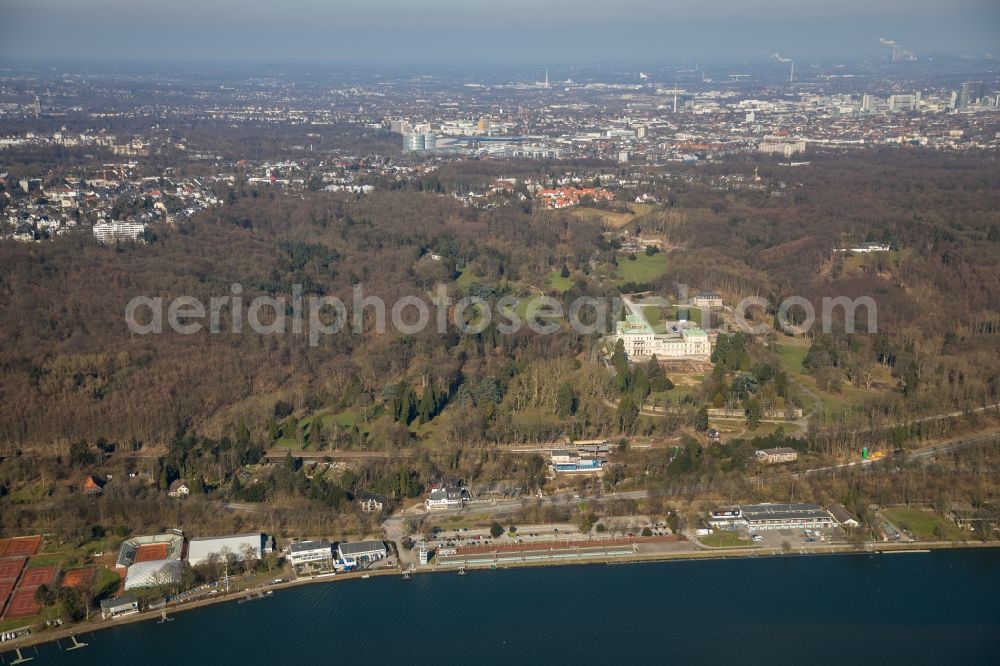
(403, 133), (424, 152)
(92, 221), (148, 244)
(861, 94), (875, 112)
(888, 94), (916, 113)
(422, 132), (436, 151)
(957, 81), (975, 109)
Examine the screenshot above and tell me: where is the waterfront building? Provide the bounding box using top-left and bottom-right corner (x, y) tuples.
(707, 503), (836, 532)
(289, 540), (333, 567)
(124, 559), (184, 590)
(828, 504), (861, 528)
(336, 540), (387, 564)
(100, 595), (139, 619)
(741, 503), (836, 532)
(708, 507), (743, 530)
(187, 533), (266, 566)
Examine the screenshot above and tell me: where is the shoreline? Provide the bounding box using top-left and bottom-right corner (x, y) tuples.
(4, 539), (999, 654)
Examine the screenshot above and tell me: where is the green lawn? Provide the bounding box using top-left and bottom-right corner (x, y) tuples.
(639, 305), (666, 331)
(881, 508), (966, 541)
(547, 270), (574, 293)
(775, 338), (808, 374)
(699, 531), (751, 548)
(667, 305), (703, 327)
(615, 252), (668, 286)
(502, 294), (563, 324)
(709, 418), (787, 438)
(10, 482), (52, 503)
(774, 337), (878, 416)
(456, 267), (478, 290)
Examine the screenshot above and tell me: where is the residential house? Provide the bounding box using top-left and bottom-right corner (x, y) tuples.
(755, 447), (798, 464)
(425, 485), (466, 510)
(83, 475), (104, 495)
(359, 494), (386, 513)
(828, 504), (861, 528)
(167, 479), (190, 498)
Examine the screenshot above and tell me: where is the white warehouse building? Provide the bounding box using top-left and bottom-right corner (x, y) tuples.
(187, 533), (267, 566)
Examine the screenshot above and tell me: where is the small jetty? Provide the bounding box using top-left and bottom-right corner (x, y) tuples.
(237, 590), (274, 604)
(458, 567), (467, 576)
(157, 610), (174, 624)
(66, 635), (89, 650)
(9, 648), (34, 664)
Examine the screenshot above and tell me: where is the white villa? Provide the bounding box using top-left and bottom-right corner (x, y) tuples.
(614, 315), (711, 361)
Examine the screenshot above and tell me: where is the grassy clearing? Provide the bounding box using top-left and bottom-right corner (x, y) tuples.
(502, 294), (563, 323)
(615, 252), (668, 285)
(570, 203), (658, 229)
(547, 270), (574, 293)
(775, 337), (808, 374)
(639, 305), (666, 331)
(773, 337), (881, 416)
(699, 531), (751, 548)
(456, 267), (478, 290)
(10, 483), (52, 503)
(881, 508), (966, 541)
(667, 305), (703, 327)
(709, 418), (788, 439)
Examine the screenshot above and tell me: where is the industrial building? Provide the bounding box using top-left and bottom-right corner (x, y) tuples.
(187, 533), (267, 566)
(740, 503), (836, 532)
(708, 503), (837, 532)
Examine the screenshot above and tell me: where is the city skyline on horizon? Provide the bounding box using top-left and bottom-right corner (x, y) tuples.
(1, 0), (998, 65)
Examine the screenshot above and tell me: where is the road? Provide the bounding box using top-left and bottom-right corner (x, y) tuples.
(379, 427), (1000, 546)
(789, 429), (1000, 480)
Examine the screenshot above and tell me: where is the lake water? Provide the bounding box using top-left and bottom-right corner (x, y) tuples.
(10, 549), (1000, 665)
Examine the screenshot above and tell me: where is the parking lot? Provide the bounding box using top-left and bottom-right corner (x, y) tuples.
(750, 527), (848, 551)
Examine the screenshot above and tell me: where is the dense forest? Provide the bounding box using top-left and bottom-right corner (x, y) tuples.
(2, 149), (1000, 538)
(3, 150), (998, 452)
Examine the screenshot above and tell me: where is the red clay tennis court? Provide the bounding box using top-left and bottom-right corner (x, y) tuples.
(134, 542), (169, 563)
(0, 536), (42, 558)
(61, 567), (96, 589)
(19, 565), (57, 590)
(0, 581), (12, 610)
(0, 557), (27, 582)
(3, 588), (40, 619)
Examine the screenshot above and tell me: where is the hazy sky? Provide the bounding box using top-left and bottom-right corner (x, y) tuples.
(2, 0), (998, 64)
